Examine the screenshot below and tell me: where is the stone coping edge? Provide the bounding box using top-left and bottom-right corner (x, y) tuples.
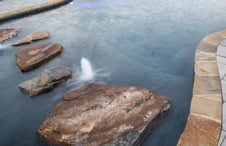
(177, 30), (226, 146)
(0, 0), (73, 23)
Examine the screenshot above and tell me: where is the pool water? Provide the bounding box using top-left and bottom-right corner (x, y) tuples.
(1, 0), (226, 145)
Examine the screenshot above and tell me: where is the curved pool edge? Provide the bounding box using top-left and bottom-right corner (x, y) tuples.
(177, 30), (226, 146)
(0, 0), (73, 23)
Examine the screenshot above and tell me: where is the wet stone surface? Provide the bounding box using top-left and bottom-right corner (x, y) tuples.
(0, 28), (20, 43)
(37, 83), (171, 146)
(16, 43), (63, 72)
(19, 65), (72, 96)
(13, 31), (50, 46)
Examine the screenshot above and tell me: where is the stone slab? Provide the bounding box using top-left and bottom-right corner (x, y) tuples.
(221, 135), (226, 146)
(221, 138), (226, 146)
(195, 61), (218, 76)
(217, 45), (226, 57)
(195, 50), (216, 61)
(13, 31), (50, 46)
(221, 80), (226, 102)
(203, 33), (224, 46)
(223, 103), (226, 131)
(190, 95), (221, 120)
(19, 66), (72, 96)
(0, 28), (20, 43)
(219, 30), (226, 37)
(196, 40), (218, 53)
(16, 43), (63, 72)
(217, 56), (226, 65)
(177, 114), (221, 146)
(193, 75), (221, 96)
(217, 63), (226, 80)
(37, 83), (171, 146)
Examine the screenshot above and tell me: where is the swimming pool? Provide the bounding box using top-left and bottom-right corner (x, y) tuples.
(1, 0), (226, 145)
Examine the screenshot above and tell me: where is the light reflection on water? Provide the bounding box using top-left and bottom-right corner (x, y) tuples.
(0, 0), (226, 146)
(76, 1), (108, 8)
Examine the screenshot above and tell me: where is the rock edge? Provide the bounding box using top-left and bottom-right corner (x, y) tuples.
(37, 83), (171, 146)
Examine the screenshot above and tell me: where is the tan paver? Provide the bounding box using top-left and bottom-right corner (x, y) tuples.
(177, 114), (220, 146)
(178, 30), (226, 146)
(195, 61), (218, 76)
(191, 95), (221, 120)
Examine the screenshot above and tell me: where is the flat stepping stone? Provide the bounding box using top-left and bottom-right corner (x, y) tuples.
(0, 28), (20, 43)
(19, 65), (72, 96)
(13, 31), (50, 46)
(37, 83), (171, 146)
(16, 43), (63, 72)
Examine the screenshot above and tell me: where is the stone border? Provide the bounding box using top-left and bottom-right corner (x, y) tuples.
(0, 0), (72, 23)
(177, 30), (226, 146)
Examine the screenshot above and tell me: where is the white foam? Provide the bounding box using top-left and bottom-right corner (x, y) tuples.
(65, 57), (111, 90)
(80, 57), (94, 81)
(0, 43), (10, 50)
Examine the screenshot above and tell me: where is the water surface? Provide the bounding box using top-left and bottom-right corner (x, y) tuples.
(1, 0), (226, 145)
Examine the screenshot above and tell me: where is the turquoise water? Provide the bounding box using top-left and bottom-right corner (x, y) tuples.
(1, 0), (226, 145)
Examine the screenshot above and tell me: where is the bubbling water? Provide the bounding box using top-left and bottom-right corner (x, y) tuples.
(80, 57), (94, 81)
(65, 57), (110, 89)
(0, 43), (10, 50)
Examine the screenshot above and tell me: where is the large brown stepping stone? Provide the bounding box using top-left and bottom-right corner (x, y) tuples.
(13, 32), (50, 46)
(19, 65), (72, 96)
(16, 43), (63, 72)
(37, 83), (171, 146)
(0, 28), (20, 43)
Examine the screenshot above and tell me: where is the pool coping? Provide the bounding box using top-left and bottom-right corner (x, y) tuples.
(177, 30), (226, 146)
(0, 0), (73, 23)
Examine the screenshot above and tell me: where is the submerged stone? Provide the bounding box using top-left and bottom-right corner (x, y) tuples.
(0, 28), (20, 43)
(37, 83), (171, 146)
(19, 66), (72, 96)
(16, 43), (63, 72)
(13, 32), (50, 46)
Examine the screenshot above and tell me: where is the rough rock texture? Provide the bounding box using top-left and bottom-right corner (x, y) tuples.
(19, 66), (72, 96)
(16, 43), (63, 72)
(13, 32), (49, 46)
(177, 113), (220, 146)
(37, 83), (171, 146)
(0, 28), (20, 43)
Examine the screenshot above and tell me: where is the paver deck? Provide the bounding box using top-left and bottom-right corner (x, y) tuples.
(0, 0), (72, 22)
(0, 0), (48, 15)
